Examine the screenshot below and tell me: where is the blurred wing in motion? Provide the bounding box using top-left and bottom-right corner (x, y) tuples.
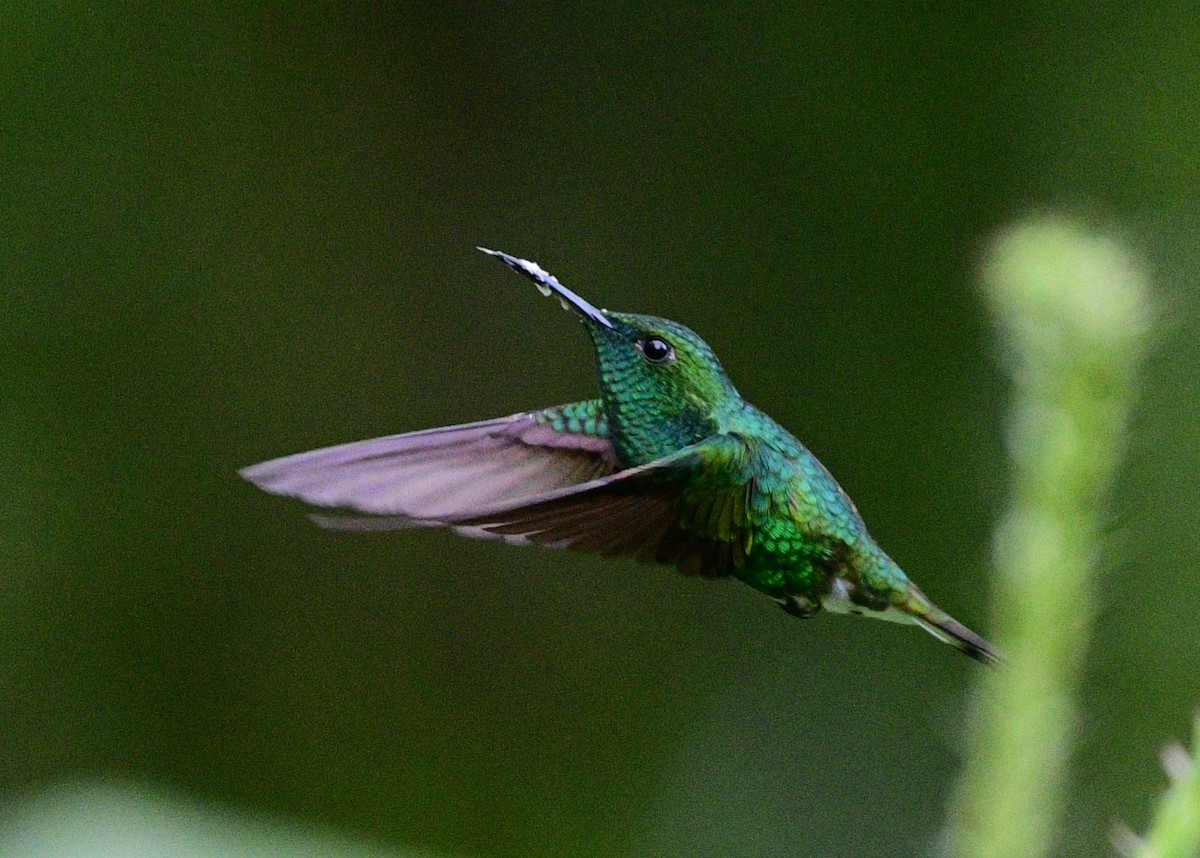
(239, 403), (617, 519)
(313, 436), (755, 581)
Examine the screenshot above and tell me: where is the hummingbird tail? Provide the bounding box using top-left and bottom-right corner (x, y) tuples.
(913, 611), (1006, 667)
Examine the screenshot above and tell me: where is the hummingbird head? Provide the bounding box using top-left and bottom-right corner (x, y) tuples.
(480, 247), (740, 465)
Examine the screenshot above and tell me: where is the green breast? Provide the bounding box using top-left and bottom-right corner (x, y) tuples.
(734, 515), (840, 598)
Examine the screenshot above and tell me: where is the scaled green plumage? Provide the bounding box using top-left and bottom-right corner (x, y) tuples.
(240, 248), (1002, 666)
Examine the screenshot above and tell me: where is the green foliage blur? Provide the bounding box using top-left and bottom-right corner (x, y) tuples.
(3, 5), (1198, 857)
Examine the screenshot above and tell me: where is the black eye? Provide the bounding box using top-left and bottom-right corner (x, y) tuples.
(638, 336), (675, 364)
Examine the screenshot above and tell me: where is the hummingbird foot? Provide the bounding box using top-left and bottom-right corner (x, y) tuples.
(777, 593), (821, 619)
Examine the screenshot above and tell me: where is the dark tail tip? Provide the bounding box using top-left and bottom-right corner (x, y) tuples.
(917, 614), (1008, 667)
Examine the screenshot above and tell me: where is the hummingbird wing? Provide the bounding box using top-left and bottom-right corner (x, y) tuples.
(239, 402), (618, 519)
(314, 435), (754, 580)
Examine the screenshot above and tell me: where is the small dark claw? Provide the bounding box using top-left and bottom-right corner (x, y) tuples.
(778, 594), (821, 619)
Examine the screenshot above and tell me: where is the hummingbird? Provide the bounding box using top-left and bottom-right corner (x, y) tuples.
(241, 248), (1002, 665)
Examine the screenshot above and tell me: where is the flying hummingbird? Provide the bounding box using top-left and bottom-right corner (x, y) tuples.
(241, 248), (1001, 665)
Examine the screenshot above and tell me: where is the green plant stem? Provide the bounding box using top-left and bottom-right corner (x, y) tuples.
(1131, 714), (1200, 858)
(944, 216), (1151, 858)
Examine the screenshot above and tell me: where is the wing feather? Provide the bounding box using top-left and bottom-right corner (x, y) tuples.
(438, 437), (754, 579)
(250, 419), (756, 581)
(240, 406), (616, 518)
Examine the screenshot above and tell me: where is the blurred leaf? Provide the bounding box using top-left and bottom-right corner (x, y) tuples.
(0, 781), (452, 858)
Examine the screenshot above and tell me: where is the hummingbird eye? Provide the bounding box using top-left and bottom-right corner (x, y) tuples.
(637, 336), (675, 364)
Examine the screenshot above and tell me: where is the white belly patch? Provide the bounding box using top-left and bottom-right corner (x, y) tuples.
(821, 578), (914, 626)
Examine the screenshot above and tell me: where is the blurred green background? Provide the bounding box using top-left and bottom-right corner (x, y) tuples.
(3, 4), (1198, 856)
